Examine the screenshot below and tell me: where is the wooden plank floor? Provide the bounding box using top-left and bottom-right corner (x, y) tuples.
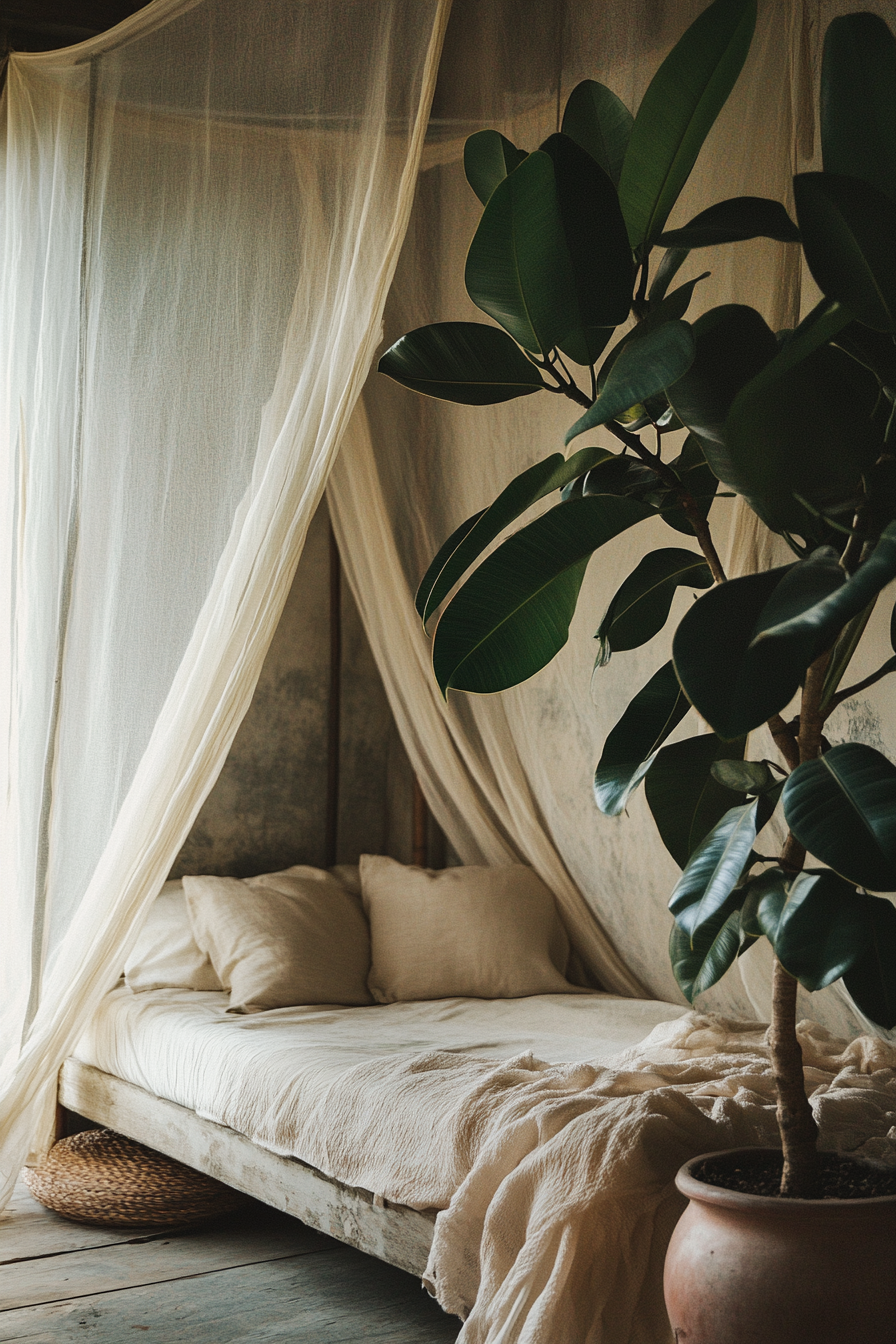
(0, 1181), (461, 1342)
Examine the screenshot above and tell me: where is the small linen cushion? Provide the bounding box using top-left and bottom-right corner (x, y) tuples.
(360, 855), (576, 1003)
(183, 865), (373, 1013)
(124, 881), (222, 993)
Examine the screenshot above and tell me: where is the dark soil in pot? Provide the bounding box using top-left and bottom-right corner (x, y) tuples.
(693, 1148), (896, 1199)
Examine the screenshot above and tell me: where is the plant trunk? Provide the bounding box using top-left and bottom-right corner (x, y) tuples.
(769, 957), (819, 1196)
(769, 648), (831, 1197)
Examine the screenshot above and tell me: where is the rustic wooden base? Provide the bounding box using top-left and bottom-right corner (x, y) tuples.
(57, 1059), (436, 1277)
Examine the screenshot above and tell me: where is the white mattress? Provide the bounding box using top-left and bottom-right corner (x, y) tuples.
(75, 987), (686, 1197)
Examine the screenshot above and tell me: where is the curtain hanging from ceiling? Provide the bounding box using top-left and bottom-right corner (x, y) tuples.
(0, 0), (451, 1206)
(331, 0), (895, 1037)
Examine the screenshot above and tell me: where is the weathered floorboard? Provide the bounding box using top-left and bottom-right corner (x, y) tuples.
(0, 1210), (332, 1311)
(0, 1245), (462, 1343)
(0, 1184), (143, 1264)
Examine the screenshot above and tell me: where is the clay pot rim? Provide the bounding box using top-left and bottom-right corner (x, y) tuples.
(676, 1146), (896, 1215)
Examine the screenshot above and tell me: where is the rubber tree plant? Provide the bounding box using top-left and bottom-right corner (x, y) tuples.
(378, 0), (896, 1197)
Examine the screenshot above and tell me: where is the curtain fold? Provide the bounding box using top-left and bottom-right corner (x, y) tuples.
(0, 0), (451, 1205)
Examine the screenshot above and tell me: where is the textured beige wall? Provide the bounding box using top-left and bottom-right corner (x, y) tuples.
(171, 501), (413, 879)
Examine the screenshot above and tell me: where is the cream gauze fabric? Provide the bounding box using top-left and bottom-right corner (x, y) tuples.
(0, 0), (451, 1206)
(360, 855), (576, 1003)
(330, 0), (896, 1037)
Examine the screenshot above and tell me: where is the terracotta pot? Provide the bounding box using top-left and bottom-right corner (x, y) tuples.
(664, 1147), (896, 1344)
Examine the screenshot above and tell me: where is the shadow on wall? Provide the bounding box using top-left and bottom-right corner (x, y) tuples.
(170, 500), (416, 879)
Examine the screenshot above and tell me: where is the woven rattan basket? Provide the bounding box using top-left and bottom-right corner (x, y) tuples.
(22, 1128), (250, 1228)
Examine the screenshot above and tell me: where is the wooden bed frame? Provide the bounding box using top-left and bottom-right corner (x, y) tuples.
(58, 1058), (436, 1276)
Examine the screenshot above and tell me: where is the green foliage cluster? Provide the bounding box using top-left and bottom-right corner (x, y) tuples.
(379, 1), (896, 1035)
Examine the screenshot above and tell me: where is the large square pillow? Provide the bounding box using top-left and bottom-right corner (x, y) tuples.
(360, 855), (577, 1003)
(183, 865), (374, 1013)
(124, 881), (223, 993)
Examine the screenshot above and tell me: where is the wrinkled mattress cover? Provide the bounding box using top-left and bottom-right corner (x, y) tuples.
(75, 987), (686, 1177)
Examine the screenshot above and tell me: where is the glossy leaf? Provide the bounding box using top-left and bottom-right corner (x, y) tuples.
(432, 495), (656, 696)
(595, 547), (712, 663)
(794, 172), (896, 333)
(618, 0), (757, 248)
(657, 196), (799, 249)
(417, 443), (614, 624)
(711, 759), (777, 794)
(565, 321), (695, 445)
(753, 524), (896, 679)
(842, 894), (896, 1029)
(773, 870), (871, 992)
(821, 13), (896, 203)
(593, 660), (690, 815)
(540, 133), (634, 357)
(561, 80), (633, 187)
(723, 340), (884, 533)
(594, 276), (708, 403)
(646, 732), (746, 869)
(378, 322), (546, 405)
(669, 799), (759, 937)
(783, 743), (896, 893)
(649, 247), (690, 305)
(670, 895), (743, 1002)
(833, 320), (896, 393)
(740, 867), (788, 942)
(667, 304), (778, 454)
(464, 130), (528, 207)
(465, 151), (579, 356)
(672, 564), (795, 740)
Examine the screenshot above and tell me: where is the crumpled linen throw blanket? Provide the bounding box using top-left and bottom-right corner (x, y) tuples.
(295, 1011), (896, 1344)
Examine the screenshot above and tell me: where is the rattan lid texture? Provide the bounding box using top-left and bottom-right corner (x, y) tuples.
(22, 1128), (250, 1228)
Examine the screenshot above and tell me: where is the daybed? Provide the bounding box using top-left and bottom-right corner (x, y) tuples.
(56, 860), (896, 1344)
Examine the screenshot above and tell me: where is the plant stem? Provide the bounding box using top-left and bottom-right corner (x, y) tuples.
(767, 713), (800, 772)
(770, 648), (831, 1197)
(770, 958), (819, 1197)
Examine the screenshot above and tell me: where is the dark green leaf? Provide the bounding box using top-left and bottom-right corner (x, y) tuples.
(417, 442), (613, 623)
(539, 133), (634, 357)
(594, 276), (708, 406)
(464, 130), (528, 207)
(618, 0), (757, 248)
(783, 743), (896, 893)
(670, 897), (743, 1002)
(432, 494), (656, 696)
(648, 247), (690, 305)
(565, 321), (695, 445)
(465, 151), (580, 356)
(753, 524), (896, 682)
(794, 173), (896, 333)
(842, 894), (896, 1029)
(378, 322), (546, 405)
(773, 870), (871, 992)
(723, 340), (884, 533)
(657, 196), (799, 248)
(833, 321), (896, 393)
(561, 80), (634, 187)
(672, 564), (795, 739)
(593, 660), (690, 815)
(667, 304), (778, 455)
(646, 732), (746, 869)
(821, 13), (896, 203)
(595, 547), (712, 663)
(711, 760), (777, 794)
(740, 866), (788, 942)
(581, 454), (665, 505)
(669, 799), (759, 937)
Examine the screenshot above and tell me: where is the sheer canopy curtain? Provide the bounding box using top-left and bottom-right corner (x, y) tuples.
(0, 0), (450, 1203)
(331, 0), (879, 1036)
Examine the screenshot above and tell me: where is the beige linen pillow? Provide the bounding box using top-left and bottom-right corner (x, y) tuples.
(183, 865), (373, 1013)
(360, 855), (576, 1003)
(124, 881), (223, 993)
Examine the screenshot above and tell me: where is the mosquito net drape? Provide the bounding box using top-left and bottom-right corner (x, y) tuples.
(0, 0), (451, 1203)
(330, 0), (896, 1036)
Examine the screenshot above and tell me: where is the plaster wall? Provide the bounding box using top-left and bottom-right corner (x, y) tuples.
(171, 501), (413, 878)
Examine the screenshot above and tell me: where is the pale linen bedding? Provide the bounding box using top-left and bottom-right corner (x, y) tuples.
(75, 990), (896, 1344)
